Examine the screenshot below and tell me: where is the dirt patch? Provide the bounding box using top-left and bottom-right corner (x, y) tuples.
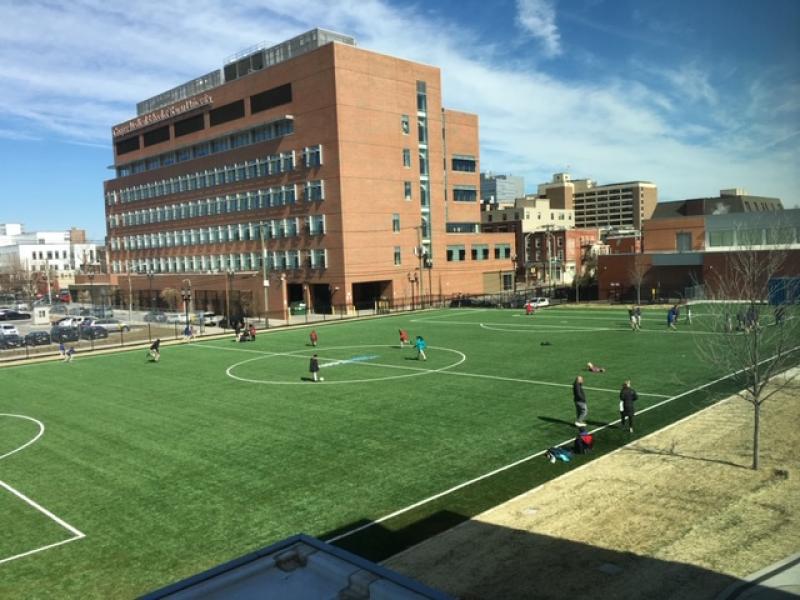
(385, 375), (800, 600)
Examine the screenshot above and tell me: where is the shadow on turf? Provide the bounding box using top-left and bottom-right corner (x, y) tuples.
(538, 415), (608, 428)
(324, 512), (748, 599)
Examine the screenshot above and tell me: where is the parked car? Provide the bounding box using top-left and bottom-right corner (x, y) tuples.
(197, 313), (222, 327)
(54, 317), (85, 328)
(527, 297), (551, 308)
(91, 318), (130, 332)
(91, 306), (115, 318)
(0, 334), (25, 349)
(50, 327), (80, 343)
(0, 309), (31, 320)
(25, 331), (52, 346)
(143, 311), (168, 323)
(289, 301), (307, 315)
(1, 324), (20, 336)
(49, 304), (68, 315)
(67, 306), (93, 316)
(80, 326), (109, 340)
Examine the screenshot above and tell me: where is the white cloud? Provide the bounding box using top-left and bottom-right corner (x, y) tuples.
(0, 0), (797, 209)
(515, 0), (562, 57)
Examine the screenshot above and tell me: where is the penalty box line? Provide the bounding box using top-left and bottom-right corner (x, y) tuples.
(0, 479), (86, 566)
(326, 345), (800, 545)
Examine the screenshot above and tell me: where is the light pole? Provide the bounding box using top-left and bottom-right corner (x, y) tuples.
(260, 221), (270, 328)
(146, 271), (155, 314)
(87, 268), (96, 311)
(226, 269), (235, 329)
(511, 254), (518, 296)
(180, 285), (192, 336)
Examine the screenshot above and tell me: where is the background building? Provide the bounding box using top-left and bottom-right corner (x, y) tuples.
(0, 223), (99, 298)
(103, 28), (514, 318)
(479, 172), (524, 208)
(650, 188), (783, 219)
(536, 172), (657, 230)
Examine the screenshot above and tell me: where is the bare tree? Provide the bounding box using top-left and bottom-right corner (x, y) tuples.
(628, 254), (648, 305)
(160, 287), (180, 310)
(696, 247), (799, 469)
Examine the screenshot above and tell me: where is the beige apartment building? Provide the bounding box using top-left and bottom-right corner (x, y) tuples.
(102, 29), (514, 317)
(537, 173), (657, 230)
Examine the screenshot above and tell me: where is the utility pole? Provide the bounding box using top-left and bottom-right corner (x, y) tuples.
(260, 221), (270, 327)
(416, 226), (425, 309)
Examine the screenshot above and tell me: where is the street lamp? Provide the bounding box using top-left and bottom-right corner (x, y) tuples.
(87, 268), (96, 311)
(180, 285), (192, 335)
(511, 254), (518, 295)
(226, 269), (235, 329)
(146, 270), (155, 314)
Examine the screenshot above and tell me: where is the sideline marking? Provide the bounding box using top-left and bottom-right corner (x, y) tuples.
(0, 414), (86, 566)
(325, 346), (800, 544)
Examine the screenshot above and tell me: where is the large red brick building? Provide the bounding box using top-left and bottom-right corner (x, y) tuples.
(103, 29), (514, 318)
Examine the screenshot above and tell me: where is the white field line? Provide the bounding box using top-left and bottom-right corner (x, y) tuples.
(410, 309), (490, 322)
(188, 343), (671, 398)
(325, 345), (800, 544)
(0, 415), (86, 566)
(0, 414), (44, 461)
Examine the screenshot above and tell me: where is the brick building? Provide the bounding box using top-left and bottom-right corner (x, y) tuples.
(103, 29), (514, 318)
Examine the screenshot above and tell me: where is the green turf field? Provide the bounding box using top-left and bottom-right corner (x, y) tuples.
(1, 305), (797, 597)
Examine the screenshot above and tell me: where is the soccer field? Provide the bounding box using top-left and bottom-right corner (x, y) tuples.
(1, 306), (794, 597)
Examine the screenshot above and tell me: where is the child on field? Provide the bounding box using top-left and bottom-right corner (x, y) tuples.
(310, 330), (318, 347)
(399, 329), (409, 348)
(415, 335), (427, 361)
(586, 362), (605, 373)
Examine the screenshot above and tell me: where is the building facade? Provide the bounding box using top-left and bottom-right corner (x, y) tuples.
(650, 189), (783, 220)
(598, 208), (800, 301)
(479, 172), (524, 208)
(103, 29), (514, 317)
(536, 173), (657, 230)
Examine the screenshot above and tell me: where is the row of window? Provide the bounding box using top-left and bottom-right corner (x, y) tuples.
(108, 182), (324, 230)
(111, 248), (327, 275)
(110, 216), (326, 251)
(116, 119), (295, 177)
(707, 227), (798, 248)
(446, 244), (511, 262)
(106, 145), (323, 206)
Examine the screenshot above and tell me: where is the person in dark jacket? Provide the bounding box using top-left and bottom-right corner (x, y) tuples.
(619, 379), (638, 432)
(148, 338), (161, 362)
(309, 354), (322, 382)
(573, 375), (587, 427)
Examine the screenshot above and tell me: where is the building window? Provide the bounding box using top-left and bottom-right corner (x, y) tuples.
(417, 117), (427, 145)
(308, 214), (326, 235)
(676, 232), (692, 252)
(404, 181), (412, 201)
(392, 213), (400, 232)
(502, 273), (513, 291)
(420, 182), (429, 207)
(451, 156), (477, 172)
(446, 245), (466, 262)
(416, 80), (427, 112)
(304, 145), (323, 168)
(471, 245), (489, 260)
(403, 148), (411, 168)
(708, 230), (734, 247)
(453, 186), (477, 202)
(401, 115), (410, 134)
(306, 180), (324, 202)
(394, 246), (402, 265)
(419, 148), (428, 175)
(494, 244), (511, 259)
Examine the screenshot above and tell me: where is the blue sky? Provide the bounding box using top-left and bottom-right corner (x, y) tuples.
(0, 0), (798, 241)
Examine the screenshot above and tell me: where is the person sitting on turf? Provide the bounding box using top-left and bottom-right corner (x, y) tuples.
(248, 324), (256, 341)
(573, 427), (594, 454)
(586, 362), (606, 373)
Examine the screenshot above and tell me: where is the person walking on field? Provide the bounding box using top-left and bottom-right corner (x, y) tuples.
(573, 375), (588, 427)
(634, 305), (642, 329)
(398, 329), (409, 348)
(628, 306), (637, 331)
(310, 329), (318, 347)
(309, 354), (322, 382)
(64, 346), (76, 362)
(619, 379), (638, 432)
(415, 335), (427, 361)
